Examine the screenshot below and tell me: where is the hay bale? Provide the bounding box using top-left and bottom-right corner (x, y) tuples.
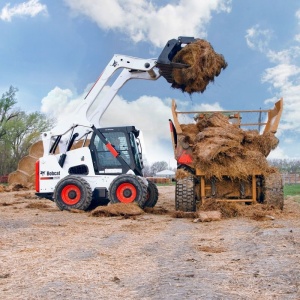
(171, 39), (227, 94)
(71, 139), (90, 150)
(29, 141), (44, 158)
(29, 173), (36, 186)
(18, 155), (37, 176)
(8, 170), (30, 186)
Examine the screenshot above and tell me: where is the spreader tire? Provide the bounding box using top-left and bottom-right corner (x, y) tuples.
(108, 174), (147, 208)
(144, 180), (159, 208)
(54, 175), (93, 211)
(175, 175), (196, 212)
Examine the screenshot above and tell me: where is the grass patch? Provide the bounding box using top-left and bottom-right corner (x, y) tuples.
(284, 184), (300, 197)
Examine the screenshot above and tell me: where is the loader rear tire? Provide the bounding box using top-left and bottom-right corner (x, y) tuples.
(108, 174), (147, 208)
(175, 175), (196, 212)
(144, 180), (159, 208)
(54, 175), (93, 211)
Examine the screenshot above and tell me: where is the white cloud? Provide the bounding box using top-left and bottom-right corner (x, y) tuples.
(267, 47), (300, 64)
(0, 0), (47, 22)
(245, 24), (273, 52)
(296, 9), (300, 21)
(262, 67), (300, 158)
(262, 64), (300, 88)
(64, 0), (232, 47)
(262, 63), (300, 133)
(245, 11), (300, 161)
(41, 87), (75, 117)
(267, 147), (289, 160)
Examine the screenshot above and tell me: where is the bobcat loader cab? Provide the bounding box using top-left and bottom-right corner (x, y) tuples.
(35, 36), (197, 211)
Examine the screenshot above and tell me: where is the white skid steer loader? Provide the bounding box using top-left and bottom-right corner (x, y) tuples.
(35, 37), (197, 211)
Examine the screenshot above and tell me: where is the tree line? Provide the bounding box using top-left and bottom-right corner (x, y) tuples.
(268, 159), (300, 173)
(142, 160), (175, 177)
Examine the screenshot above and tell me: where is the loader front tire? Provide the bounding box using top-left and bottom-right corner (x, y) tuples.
(54, 175), (93, 211)
(175, 175), (196, 212)
(108, 174), (147, 208)
(144, 180), (159, 208)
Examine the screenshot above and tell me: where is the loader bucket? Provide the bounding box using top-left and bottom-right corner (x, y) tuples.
(156, 37), (227, 94)
(156, 36), (197, 83)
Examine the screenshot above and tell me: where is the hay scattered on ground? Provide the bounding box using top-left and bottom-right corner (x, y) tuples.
(90, 203), (144, 217)
(25, 202), (51, 210)
(197, 246), (226, 253)
(144, 207), (169, 215)
(171, 39), (227, 94)
(171, 211), (198, 219)
(10, 184), (32, 192)
(0, 202), (14, 206)
(14, 192), (37, 199)
(200, 199), (241, 218)
(199, 198), (282, 220)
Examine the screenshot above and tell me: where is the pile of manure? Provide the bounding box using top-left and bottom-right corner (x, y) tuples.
(180, 112), (279, 180)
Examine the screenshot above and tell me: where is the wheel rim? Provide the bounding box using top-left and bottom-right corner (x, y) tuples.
(116, 183), (137, 203)
(61, 184), (81, 205)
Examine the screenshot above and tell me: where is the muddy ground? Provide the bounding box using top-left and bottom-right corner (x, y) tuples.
(0, 186), (299, 300)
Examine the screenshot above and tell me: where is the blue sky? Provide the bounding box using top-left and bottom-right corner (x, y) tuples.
(0, 0), (299, 166)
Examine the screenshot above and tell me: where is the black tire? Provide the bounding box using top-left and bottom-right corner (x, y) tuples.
(144, 180), (159, 208)
(108, 174), (147, 208)
(175, 175), (196, 212)
(54, 175), (93, 211)
(262, 172), (284, 210)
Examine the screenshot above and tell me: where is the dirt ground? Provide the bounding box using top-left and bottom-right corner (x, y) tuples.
(0, 186), (299, 300)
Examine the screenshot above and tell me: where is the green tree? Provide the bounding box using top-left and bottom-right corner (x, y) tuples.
(150, 161), (169, 176)
(0, 86), (52, 175)
(0, 86), (20, 138)
(5, 111), (51, 164)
